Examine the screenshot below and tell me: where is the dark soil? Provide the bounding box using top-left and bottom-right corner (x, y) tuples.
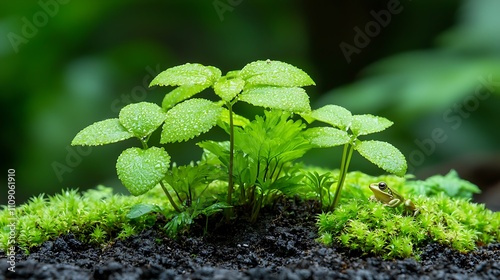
(1, 198), (499, 280)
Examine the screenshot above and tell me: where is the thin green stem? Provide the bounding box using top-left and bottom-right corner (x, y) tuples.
(227, 102), (235, 205)
(160, 180), (181, 213)
(222, 101), (236, 221)
(140, 138), (149, 149)
(329, 143), (355, 212)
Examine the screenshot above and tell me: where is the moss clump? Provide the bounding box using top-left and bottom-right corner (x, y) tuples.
(317, 172), (500, 259)
(0, 186), (170, 253)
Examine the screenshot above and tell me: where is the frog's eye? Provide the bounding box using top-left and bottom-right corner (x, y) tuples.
(378, 182), (387, 190)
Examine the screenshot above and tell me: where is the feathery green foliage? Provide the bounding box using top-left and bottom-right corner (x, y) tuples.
(200, 110), (311, 222)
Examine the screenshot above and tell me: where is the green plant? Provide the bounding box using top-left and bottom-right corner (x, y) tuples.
(0, 186), (162, 252)
(406, 169), (481, 198)
(72, 60), (315, 225)
(150, 61), (315, 211)
(127, 162), (230, 237)
(200, 110), (310, 222)
(303, 170), (336, 211)
(303, 105), (407, 211)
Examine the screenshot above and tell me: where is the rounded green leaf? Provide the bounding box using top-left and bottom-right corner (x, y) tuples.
(119, 102), (166, 138)
(355, 140), (407, 176)
(149, 63), (221, 87)
(310, 105), (352, 130)
(161, 98), (222, 143)
(304, 127), (350, 147)
(351, 114), (393, 136)
(240, 86), (311, 113)
(72, 118), (134, 146)
(240, 60), (315, 87)
(213, 76), (245, 101)
(162, 84), (209, 110)
(116, 147), (170, 196)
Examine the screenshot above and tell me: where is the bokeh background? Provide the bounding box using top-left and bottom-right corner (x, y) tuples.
(1, 0), (499, 209)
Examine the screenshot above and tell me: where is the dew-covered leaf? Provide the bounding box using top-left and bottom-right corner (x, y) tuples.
(116, 147), (170, 196)
(240, 60), (315, 87)
(118, 102), (166, 138)
(149, 63), (221, 87)
(240, 86), (311, 113)
(72, 118), (134, 146)
(310, 105), (352, 130)
(161, 98), (222, 143)
(355, 140), (407, 176)
(351, 114), (393, 136)
(213, 76), (245, 101)
(162, 84), (209, 110)
(304, 127), (350, 148)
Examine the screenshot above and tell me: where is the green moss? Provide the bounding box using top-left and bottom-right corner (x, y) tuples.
(316, 172), (500, 259)
(1, 169), (498, 260)
(0, 185), (171, 253)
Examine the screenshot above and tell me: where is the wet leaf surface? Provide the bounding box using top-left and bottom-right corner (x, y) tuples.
(304, 127), (350, 148)
(240, 60), (315, 87)
(71, 118), (134, 146)
(356, 140), (407, 176)
(240, 86), (311, 113)
(161, 98), (222, 143)
(150, 63), (221, 87)
(351, 114), (393, 136)
(310, 105), (352, 130)
(119, 102), (166, 138)
(116, 147), (170, 196)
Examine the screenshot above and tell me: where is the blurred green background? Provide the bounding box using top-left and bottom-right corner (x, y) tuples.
(1, 0), (499, 209)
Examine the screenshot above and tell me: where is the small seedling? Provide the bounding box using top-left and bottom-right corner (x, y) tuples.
(71, 60), (315, 229)
(200, 110), (311, 222)
(303, 171), (336, 210)
(303, 105), (407, 211)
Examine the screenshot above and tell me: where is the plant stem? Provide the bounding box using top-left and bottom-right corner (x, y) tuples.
(160, 181), (181, 213)
(140, 136), (150, 149)
(223, 101), (236, 221)
(227, 102), (235, 205)
(329, 143), (354, 212)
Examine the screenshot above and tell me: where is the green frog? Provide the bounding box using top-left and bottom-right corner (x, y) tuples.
(369, 182), (420, 216)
